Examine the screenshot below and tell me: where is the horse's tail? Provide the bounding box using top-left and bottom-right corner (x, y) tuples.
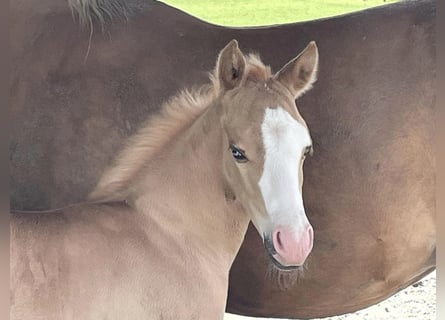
(68, 0), (156, 26)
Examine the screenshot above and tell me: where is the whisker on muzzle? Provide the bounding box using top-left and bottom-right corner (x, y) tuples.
(262, 247), (309, 291)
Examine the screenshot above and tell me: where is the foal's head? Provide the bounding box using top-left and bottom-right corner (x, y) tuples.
(216, 40), (318, 270)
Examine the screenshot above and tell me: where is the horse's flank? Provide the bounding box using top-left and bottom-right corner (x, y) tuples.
(88, 84), (216, 201)
(90, 54), (271, 202)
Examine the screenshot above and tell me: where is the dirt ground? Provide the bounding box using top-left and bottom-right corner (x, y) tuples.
(225, 271), (436, 320)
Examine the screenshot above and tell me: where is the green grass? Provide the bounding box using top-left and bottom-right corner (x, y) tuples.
(160, 0), (398, 26)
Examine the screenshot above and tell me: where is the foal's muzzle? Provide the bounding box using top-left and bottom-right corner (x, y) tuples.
(263, 225), (313, 271)
(264, 236), (301, 271)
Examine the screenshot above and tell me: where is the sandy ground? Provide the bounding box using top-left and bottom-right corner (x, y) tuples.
(225, 271), (436, 320)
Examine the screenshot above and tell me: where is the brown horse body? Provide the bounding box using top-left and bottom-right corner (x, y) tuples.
(11, 0), (435, 318)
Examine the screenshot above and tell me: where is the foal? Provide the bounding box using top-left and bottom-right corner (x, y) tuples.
(11, 40), (318, 319)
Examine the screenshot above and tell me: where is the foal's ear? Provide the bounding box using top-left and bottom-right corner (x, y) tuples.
(275, 41), (319, 99)
(217, 39), (246, 90)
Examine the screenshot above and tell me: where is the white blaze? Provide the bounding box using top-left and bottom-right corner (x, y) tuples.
(258, 107), (312, 234)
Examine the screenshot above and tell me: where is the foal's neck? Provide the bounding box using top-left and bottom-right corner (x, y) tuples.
(131, 101), (250, 270)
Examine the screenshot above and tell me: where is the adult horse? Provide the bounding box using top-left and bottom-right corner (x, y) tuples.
(11, 0), (435, 318)
(11, 40), (320, 319)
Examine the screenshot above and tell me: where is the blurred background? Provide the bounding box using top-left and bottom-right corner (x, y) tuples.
(160, 0), (398, 26)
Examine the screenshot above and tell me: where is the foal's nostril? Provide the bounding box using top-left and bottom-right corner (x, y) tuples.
(276, 231), (283, 249)
(307, 225), (314, 249)
(273, 229), (285, 252)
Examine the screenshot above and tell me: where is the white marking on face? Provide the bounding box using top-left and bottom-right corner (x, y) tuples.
(258, 107), (312, 235)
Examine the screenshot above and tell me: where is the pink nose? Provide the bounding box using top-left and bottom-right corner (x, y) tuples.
(272, 225), (313, 266)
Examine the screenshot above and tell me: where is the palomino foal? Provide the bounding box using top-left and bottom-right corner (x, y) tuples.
(10, 40), (318, 319)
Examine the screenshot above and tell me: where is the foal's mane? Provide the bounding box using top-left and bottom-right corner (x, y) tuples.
(89, 55), (271, 202)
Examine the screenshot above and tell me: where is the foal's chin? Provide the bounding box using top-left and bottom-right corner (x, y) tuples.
(265, 251), (306, 291)
(269, 255), (303, 272)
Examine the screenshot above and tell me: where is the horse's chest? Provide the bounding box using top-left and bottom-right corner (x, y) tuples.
(143, 258), (228, 318)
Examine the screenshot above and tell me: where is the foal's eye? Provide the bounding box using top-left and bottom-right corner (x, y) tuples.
(230, 145), (248, 163)
(304, 145), (313, 157)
